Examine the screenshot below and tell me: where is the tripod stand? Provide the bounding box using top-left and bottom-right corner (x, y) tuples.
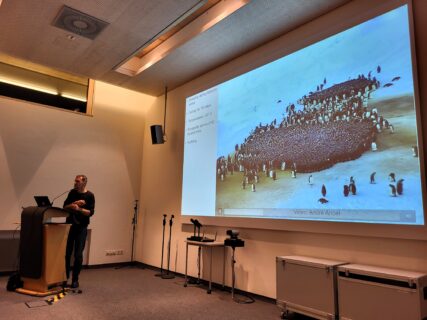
(231, 246), (237, 300)
(155, 214), (167, 277)
(229, 245), (254, 304)
(161, 215), (175, 279)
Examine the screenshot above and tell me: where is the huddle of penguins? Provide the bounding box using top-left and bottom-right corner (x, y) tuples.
(317, 172), (404, 204)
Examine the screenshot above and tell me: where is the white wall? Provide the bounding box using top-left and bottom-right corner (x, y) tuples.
(0, 81), (155, 265)
(136, 0), (427, 298)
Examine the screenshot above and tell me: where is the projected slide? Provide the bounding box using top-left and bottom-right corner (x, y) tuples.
(182, 5), (424, 225)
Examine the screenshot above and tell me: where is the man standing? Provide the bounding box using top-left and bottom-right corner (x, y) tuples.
(64, 175), (95, 288)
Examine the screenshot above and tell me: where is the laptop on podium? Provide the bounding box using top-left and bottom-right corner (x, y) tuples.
(34, 196), (52, 207)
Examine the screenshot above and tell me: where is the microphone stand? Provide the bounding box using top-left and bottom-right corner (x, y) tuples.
(155, 214), (167, 277)
(130, 200), (138, 266)
(161, 215), (175, 279)
(116, 200), (139, 269)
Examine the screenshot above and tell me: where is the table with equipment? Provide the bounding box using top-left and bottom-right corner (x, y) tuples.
(184, 240), (226, 294)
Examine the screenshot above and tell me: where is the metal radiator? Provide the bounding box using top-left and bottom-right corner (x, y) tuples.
(0, 230), (20, 272)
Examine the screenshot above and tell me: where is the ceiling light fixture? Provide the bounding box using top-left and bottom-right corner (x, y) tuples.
(0, 77), (58, 95)
(60, 93), (87, 102)
(115, 0), (250, 77)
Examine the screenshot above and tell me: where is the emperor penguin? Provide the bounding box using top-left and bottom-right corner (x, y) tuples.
(318, 198), (329, 204)
(308, 175), (313, 186)
(412, 146), (418, 157)
(349, 182), (357, 195)
(396, 179), (404, 195)
(343, 185), (349, 197)
(321, 184), (327, 197)
(281, 161), (286, 171)
(370, 172), (376, 184)
(389, 184), (397, 197)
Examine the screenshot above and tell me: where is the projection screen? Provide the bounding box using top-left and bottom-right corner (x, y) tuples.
(181, 3), (425, 229)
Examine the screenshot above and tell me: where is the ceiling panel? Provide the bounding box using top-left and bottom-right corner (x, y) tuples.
(0, 0), (351, 96)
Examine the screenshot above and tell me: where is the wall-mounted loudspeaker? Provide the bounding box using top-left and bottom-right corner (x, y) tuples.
(150, 125), (164, 144)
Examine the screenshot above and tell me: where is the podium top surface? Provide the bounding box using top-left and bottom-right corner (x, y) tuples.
(186, 240), (224, 247)
(24, 206), (69, 223)
(43, 207), (69, 223)
(277, 255), (347, 268)
(338, 263), (427, 281)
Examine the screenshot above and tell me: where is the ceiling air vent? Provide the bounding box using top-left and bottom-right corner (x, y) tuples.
(52, 6), (109, 40)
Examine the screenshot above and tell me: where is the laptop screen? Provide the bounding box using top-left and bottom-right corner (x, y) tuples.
(34, 196), (52, 207)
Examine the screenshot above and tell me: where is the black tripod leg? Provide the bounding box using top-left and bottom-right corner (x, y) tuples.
(231, 247), (236, 300)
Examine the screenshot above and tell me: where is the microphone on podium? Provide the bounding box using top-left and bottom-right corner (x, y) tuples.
(50, 189), (71, 206)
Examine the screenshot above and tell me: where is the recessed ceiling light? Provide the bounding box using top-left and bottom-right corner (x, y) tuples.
(115, 0), (249, 76)
(52, 5), (109, 40)
(72, 20), (89, 30)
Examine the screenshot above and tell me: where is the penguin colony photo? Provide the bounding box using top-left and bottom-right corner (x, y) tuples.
(213, 51), (421, 221)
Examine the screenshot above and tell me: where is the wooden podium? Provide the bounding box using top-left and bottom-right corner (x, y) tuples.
(17, 206), (70, 296)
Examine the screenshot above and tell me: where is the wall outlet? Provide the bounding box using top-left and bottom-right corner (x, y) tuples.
(106, 249), (123, 256)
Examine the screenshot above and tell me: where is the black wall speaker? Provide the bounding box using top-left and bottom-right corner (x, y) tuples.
(150, 125), (164, 144)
